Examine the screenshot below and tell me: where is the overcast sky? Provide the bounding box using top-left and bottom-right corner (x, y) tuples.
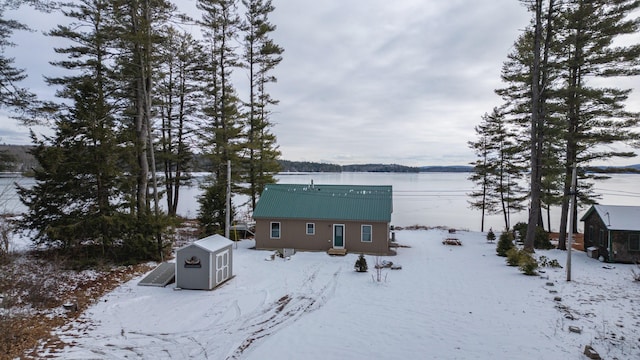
(2, 0), (639, 166)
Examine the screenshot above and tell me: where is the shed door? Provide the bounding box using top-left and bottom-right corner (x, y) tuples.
(216, 249), (230, 284)
(333, 224), (345, 249)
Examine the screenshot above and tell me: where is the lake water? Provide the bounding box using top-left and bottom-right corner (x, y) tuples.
(2, 172), (639, 232)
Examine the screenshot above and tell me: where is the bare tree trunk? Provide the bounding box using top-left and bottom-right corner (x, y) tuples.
(526, 0), (555, 251)
(558, 0), (583, 250)
(525, 0), (545, 252)
(131, 2), (149, 215)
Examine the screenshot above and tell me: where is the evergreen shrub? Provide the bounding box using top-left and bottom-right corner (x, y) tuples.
(506, 248), (522, 266)
(534, 227), (553, 249)
(354, 254), (368, 272)
(505, 248), (539, 275)
(486, 229), (496, 243)
(518, 252), (539, 275)
(512, 222), (553, 249)
(513, 222), (527, 243)
(538, 255), (562, 268)
(496, 231), (514, 257)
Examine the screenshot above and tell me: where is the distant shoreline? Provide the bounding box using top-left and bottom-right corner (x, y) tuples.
(2, 144), (639, 174)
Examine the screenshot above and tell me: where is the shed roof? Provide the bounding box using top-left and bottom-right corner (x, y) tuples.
(183, 234), (234, 253)
(253, 183), (392, 222)
(580, 204), (640, 231)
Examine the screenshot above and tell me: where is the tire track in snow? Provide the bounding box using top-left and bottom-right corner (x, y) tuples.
(226, 265), (341, 359)
(48, 264), (341, 359)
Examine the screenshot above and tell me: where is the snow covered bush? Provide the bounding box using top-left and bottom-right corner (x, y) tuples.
(496, 231), (514, 257)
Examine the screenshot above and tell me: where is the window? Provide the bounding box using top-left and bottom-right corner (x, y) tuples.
(270, 222), (281, 239)
(361, 225), (372, 242)
(306, 223), (315, 235)
(599, 229), (605, 247)
(629, 233), (640, 252)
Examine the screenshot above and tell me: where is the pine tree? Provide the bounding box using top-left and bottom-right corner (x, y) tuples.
(496, 1), (566, 248)
(354, 253), (368, 272)
(110, 0), (175, 217)
(496, 231), (515, 257)
(493, 0), (639, 251)
(15, 0), (137, 254)
(486, 229), (496, 243)
(155, 27), (203, 217)
(0, 2), (36, 115)
(469, 108), (527, 231)
(239, 0), (283, 212)
(16, 0), (175, 260)
(197, 0), (244, 236)
(109, 0), (176, 258)
(523, 0), (558, 252)
(496, 29), (564, 232)
(555, 0), (640, 249)
(17, 83), (126, 251)
(468, 113), (500, 232)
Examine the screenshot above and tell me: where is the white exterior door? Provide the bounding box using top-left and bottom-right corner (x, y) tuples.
(216, 250), (230, 284)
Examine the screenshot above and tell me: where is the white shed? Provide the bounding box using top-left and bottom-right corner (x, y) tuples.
(175, 234), (234, 290)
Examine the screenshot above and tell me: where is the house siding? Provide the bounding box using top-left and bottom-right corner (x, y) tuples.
(583, 211), (640, 263)
(255, 218), (391, 255)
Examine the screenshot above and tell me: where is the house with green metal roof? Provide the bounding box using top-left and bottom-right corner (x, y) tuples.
(252, 183), (393, 255)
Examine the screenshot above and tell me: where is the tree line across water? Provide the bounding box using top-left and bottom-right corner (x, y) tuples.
(1, 145), (470, 174)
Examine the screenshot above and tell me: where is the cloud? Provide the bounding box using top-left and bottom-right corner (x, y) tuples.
(265, 0), (537, 165)
(3, 0), (637, 166)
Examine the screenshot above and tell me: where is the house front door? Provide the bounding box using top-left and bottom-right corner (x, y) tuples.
(333, 224), (345, 249)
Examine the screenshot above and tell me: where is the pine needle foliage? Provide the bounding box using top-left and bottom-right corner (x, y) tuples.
(496, 231), (515, 257)
(354, 254), (368, 272)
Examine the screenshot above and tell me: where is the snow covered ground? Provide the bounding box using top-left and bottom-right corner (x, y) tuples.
(39, 229), (640, 359)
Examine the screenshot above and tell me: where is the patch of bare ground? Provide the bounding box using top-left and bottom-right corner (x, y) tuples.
(548, 232), (584, 251)
(0, 252), (153, 360)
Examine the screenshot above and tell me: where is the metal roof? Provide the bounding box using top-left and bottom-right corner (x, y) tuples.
(253, 183), (393, 222)
(580, 204), (640, 231)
